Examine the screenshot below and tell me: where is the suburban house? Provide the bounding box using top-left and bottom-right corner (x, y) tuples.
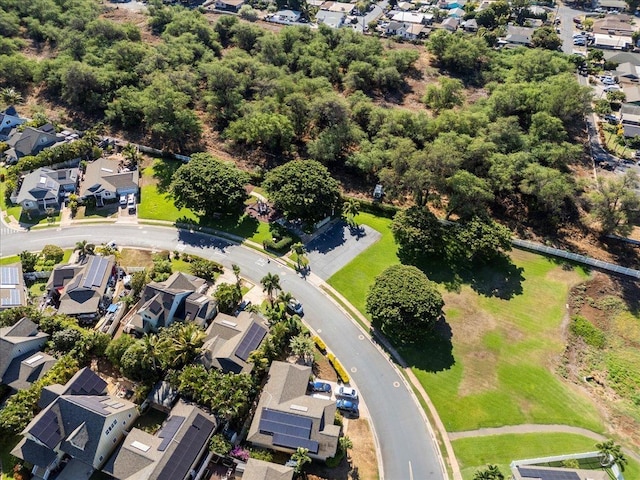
(0, 106), (26, 141)
(270, 10), (302, 23)
(145, 381), (179, 413)
(1, 350), (56, 392)
(592, 16), (637, 36)
(247, 361), (341, 461)
(323, 1), (355, 14)
(199, 311), (269, 374)
(47, 255), (116, 321)
(385, 21), (426, 39)
(621, 104), (640, 137)
(0, 264), (28, 310)
(125, 271), (216, 334)
(316, 10), (347, 28)
(239, 458), (294, 480)
(461, 18), (478, 32)
(3, 124), (63, 165)
(391, 11), (431, 24)
(503, 25), (535, 46)
(595, 0), (627, 10)
(447, 7), (465, 18)
(437, 17), (459, 32)
(622, 85), (640, 105)
(102, 400), (217, 480)
(79, 157), (139, 206)
(12, 368), (138, 480)
(592, 33), (632, 50)
(213, 0), (244, 11)
(12, 167), (79, 213)
(616, 61), (640, 83)
(511, 465), (608, 480)
(0, 317), (49, 385)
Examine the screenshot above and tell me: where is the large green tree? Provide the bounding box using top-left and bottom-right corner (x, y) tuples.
(171, 153), (249, 217)
(366, 265), (444, 343)
(588, 170), (640, 236)
(263, 159), (341, 223)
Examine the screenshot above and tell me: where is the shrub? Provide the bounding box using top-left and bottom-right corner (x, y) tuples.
(249, 448), (274, 462)
(313, 335), (327, 353)
(189, 258), (223, 282)
(263, 236), (293, 252)
(209, 434), (232, 455)
(230, 446), (250, 462)
(41, 244), (64, 263)
(327, 353), (350, 384)
(570, 315), (606, 348)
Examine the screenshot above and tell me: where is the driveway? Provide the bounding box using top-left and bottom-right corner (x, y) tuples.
(305, 221), (381, 279)
(0, 224), (446, 480)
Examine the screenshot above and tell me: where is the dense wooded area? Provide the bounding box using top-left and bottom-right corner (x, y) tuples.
(1, 0), (638, 243)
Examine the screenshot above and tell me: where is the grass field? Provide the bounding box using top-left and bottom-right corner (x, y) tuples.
(328, 214), (603, 433)
(453, 432), (640, 480)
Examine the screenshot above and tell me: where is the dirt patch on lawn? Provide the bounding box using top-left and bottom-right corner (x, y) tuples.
(457, 349), (499, 397)
(443, 291), (497, 345)
(119, 247), (155, 269)
(564, 272), (640, 450)
(314, 349), (339, 383)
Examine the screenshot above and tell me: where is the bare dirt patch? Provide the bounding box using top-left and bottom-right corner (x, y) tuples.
(457, 349), (499, 397)
(314, 349), (339, 383)
(119, 247), (155, 268)
(101, 6), (159, 45)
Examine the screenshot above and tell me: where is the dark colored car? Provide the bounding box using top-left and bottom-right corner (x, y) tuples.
(336, 399), (358, 414)
(308, 381), (332, 393)
(287, 299), (304, 316)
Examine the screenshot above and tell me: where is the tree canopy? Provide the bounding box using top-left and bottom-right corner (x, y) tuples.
(263, 159), (341, 222)
(366, 265), (444, 343)
(171, 153), (249, 217)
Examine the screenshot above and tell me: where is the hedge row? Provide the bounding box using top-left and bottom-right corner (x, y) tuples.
(263, 236), (292, 252)
(313, 335), (327, 353)
(327, 353), (350, 384)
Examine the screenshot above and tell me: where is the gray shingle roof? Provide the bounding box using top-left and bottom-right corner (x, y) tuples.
(11, 437), (58, 467)
(0, 317), (48, 382)
(242, 458), (294, 480)
(2, 351), (56, 391)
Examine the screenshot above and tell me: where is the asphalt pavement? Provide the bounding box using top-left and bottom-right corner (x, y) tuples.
(0, 224), (446, 480)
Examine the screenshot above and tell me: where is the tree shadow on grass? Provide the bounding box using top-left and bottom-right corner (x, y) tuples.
(399, 318), (455, 373)
(152, 158), (183, 194)
(407, 251), (524, 300)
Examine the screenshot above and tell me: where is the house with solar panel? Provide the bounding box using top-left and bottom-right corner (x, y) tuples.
(247, 361), (341, 461)
(47, 255), (116, 322)
(124, 271), (216, 334)
(510, 453), (613, 480)
(0, 317), (50, 387)
(12, 367), (139, 480)
(12, 166), (79, 213)
(199, 311), (269, 374)
(101, 399), (217, 480)
(0, 263), (28, 310)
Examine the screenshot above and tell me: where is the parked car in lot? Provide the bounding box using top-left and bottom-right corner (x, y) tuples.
(604, 84), (621, 92)
(308, 381), (332, 393)
(119, 195), (127, 207)
(337, 386), (358, 399)
(287, 299), (304, 316)
(604, 114), (619, 124)
(336, 399), (358, 414)
(127, 193), (136, 213)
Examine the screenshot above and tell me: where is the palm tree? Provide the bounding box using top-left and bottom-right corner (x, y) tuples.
(276, 290), (294, 306)
(167, 324), (206, 369)
(342, 198), (360, 227)
(261, 272), (281, 304)
(596, 440), (628, 472)
(232, 264), (241, 287)
(289, 333), (315, 364)
(122, 143), (139, 167)
(139, 334), (161, 376)
(291, 242), (308, 271)
(0, 87), (23, 107)
(291, 447), (311, 475)
(472, 465), (504, 480)
(74, 240), (95, 261)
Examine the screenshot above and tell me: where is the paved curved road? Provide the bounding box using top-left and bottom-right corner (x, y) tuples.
(0, 224), (445, 480)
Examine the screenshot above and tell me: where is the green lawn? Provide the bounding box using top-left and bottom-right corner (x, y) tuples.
(327, 213), (399, 315)
(453, 433), (640, 480)
(0, 256), (20, 266)
(328, 214), (603, 433)
(138, 163), (275, 246)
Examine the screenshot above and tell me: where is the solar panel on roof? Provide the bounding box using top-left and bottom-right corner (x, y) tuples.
(1, 289), (21, 306)
(30, 409), (62, 449)
(260, 420), (309, 439)
(156, 414), (215, 480)
(273, 433), (319, 454)
(518, 467), (581, 480)
(82, 257), (109, 289)
(68, 368), (107, 395)
(262, 409), (312, 429)
(0, 266), (19, 285)
(158, 415), (185, 451)
(235, 323), (267, 361)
